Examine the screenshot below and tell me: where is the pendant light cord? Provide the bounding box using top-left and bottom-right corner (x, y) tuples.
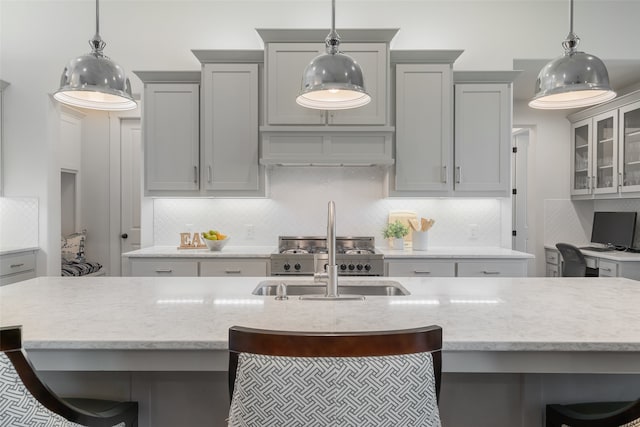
(562, 0), (579, 53)
(90, 0), (106, 55)
(325, 0), (340, 54)
(569, 0), (573, 34)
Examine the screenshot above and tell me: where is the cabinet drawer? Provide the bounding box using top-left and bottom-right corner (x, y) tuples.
(546, 263), (560, 277)
(598, 260), (618, 277)
(456, 261), (526, 277)
(545, 250), (559, 266)
(200, 260), (268, 277)
(1, 252), (36, 276)
(130, 260), (198, 277)
(387, 261), (455, 277)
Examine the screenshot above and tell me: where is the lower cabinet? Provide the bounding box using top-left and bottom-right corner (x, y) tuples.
(0, 250), (37, 286)
(545, 249), (560, 277)
(385, 259), (527, 277)
(127, 258), (268, 277)
(130, 260), (198, 277)
(200, 259), (267, 277)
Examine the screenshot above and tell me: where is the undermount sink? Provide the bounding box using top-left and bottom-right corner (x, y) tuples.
(252, 279), (410, 296)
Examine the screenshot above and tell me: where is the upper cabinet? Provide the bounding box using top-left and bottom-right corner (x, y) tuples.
(391, 66), (517, 197)
(135, 72), (201, 195)
(258, 29), (397, 127)
(0, 80), (8, 196)
(568, 91), (640, 199)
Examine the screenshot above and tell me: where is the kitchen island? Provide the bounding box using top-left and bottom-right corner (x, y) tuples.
(1, 276), (639, 427)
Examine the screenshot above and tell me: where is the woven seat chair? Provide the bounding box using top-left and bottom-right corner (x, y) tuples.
(0, 325), (138, 427)
(227, 325), (442, 426)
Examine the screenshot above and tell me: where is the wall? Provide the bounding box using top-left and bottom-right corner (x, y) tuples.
(3, 1), (640, 275)
(153, 167), (505, 247)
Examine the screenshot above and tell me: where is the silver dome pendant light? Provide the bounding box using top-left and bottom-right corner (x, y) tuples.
(296, 0), (371, 110)
(54, 0), (136, 111)
(529, 0), (615, 110)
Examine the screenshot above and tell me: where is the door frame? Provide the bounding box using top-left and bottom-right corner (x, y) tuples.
(109, 108), (141, 276)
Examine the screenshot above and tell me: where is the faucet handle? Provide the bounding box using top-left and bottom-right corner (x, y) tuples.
(275, 282), (288, 300)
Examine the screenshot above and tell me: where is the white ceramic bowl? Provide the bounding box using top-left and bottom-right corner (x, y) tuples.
(203, 236), (230, 251)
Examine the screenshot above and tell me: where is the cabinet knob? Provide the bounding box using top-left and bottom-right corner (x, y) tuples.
(121, 233), (128, 239)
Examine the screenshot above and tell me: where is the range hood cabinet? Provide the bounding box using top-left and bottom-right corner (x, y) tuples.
(260, 127), (394, 166)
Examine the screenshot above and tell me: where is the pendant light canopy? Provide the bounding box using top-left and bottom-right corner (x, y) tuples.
(529, 0), (615, 110)
(54, 0), (136, 111)
(530, 47), (615, 110)
(296, 0), (371, 110)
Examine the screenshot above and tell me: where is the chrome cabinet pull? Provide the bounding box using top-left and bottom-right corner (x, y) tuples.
(619, 172), (623, 188)
(207, 165), (212, 183)
(442, 166), (447, 184)
(481, 271), (500, 275)
(10, 263), (24, 268)
(193, 166), (198, 184)
(413, 270), (432, 275)
(455, 166), (461, 184)
(600, 267), (612, 272)
(225, 269), (242, 274)
(155, 269), (173, 273)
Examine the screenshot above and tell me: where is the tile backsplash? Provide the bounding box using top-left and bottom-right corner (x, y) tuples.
(153, 167), (505, 248)
(0, 197), (39, 248)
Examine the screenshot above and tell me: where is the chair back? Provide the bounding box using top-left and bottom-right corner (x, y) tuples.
(228, 325), (443, 427)
(556, 243), (587, 277)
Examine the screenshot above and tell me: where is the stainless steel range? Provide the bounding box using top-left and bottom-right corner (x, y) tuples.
(271, 236), (384, 276)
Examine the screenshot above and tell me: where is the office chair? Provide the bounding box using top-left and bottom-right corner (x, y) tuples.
(228, 325), (443, 426)
(0, 325), (138, 427)
(556, 243), (599, 277)
(546, 398), (640, 426)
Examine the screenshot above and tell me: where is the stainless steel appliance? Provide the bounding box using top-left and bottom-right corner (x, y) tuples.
(271, 236), (384, 276)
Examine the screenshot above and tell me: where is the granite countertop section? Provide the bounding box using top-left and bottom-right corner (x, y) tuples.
(1, 276), (638, 352)
(122, 245), (276, 258)
(544, 243), (640, 262)
(0, 246), (40, 256)
(379, 246), (535, 259)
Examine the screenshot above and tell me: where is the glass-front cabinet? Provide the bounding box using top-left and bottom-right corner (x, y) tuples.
(571, 118), (592, 196)
(619, 101), (640, 193)
(593, 111), (618, 194)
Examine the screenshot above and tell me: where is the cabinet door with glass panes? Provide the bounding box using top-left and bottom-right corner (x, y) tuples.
(592, 111), (618, 194)
(619, 101), (640, 193)
(570, 118), (592, 196)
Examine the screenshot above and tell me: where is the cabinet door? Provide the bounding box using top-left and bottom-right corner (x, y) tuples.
(618, 101), (640, 193)
(266, 43), (326, 125)
(454, 83), (511, 195)
(393, 64), (452, 193)
(456, 260), (526, 277)
(570, 118), (593, 196)
(202, 64), (261, 194)
(327, 43), (387, 125)
(0, 251), (36, 286)
(144, 83), (200, 192)
(592, 111), (618, 194)
(200, 259), (268, 277)
(598, 259), (618, 277)
(130, 260), (198, 277)
(386, 260), (455, 277)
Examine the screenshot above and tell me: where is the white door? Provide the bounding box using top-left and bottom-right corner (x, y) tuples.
(120, 119), (142, 257)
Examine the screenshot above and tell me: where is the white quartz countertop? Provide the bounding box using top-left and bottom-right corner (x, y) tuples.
(545, 243), (640, 262)
(0, 246), (39, 256)
(1, 276), (637, 353)
(379, 246), (534, 259)
(122, 245), (276, 258)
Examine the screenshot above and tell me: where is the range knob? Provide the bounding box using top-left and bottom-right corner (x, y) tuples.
(283, 263), (291, 271)
(356, 264), (363, 271)
(348, 264), (355, 271)
(364, 264), (372, 271)
(340, 264), (347, 271)
(294, 263), (301, 270)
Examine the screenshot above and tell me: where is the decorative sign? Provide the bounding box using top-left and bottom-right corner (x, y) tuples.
(178, 232), (206, 249)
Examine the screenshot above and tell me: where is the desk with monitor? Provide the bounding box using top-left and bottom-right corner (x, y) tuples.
(546, 211), (640, 279)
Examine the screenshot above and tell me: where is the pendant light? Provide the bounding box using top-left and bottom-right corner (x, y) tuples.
(54, 0), (136, 111)
(529, 0), (615, 110)
(295, 0), (371, 110)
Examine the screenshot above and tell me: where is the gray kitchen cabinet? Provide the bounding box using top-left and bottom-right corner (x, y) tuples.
(199, 259), (268, 277)
(545, 248), (560, 277)
(129, 259), (199, 277)
(201, 63), (263, 196)
(135, 72), (201, 195)
(453, 76), (513, 197)
(264, 42), (388, 126)
(392, 62), (454, 194)
(0, 249), (37, 286)
(385, 258), (528, 277)
(456, 260), (526, 277)
(386, 260), (456, 277)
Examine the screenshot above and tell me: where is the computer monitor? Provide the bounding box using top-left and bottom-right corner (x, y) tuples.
(590, 211), (637, 249)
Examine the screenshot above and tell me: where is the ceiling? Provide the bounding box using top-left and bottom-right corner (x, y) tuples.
(512, 59), (640, 103)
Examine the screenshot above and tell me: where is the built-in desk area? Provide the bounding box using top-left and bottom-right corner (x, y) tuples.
(545, 244), (640, 280)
